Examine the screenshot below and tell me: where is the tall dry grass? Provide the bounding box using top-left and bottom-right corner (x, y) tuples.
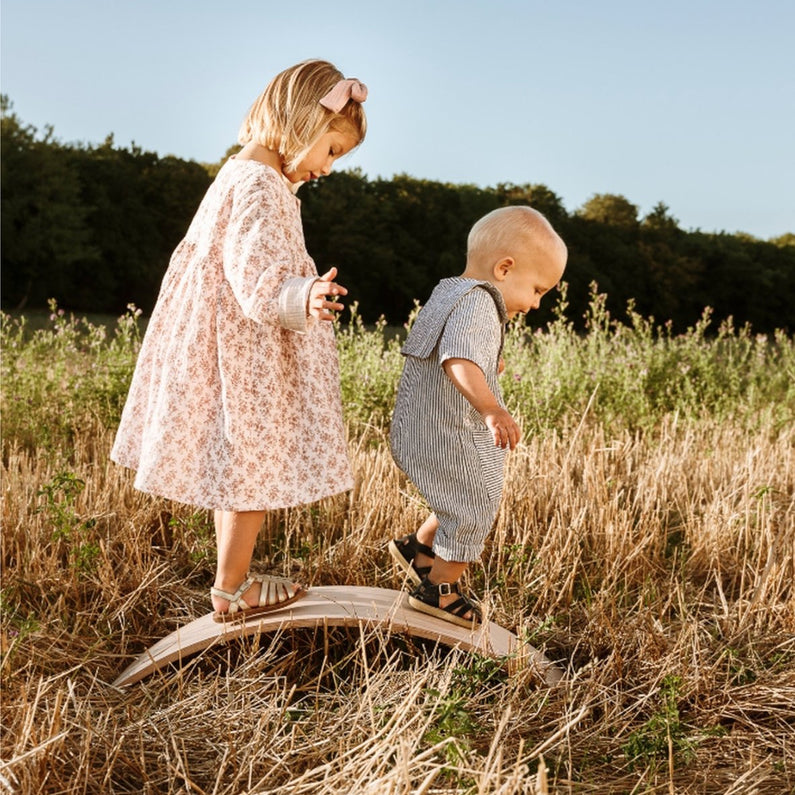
(1, 300), (794, 793)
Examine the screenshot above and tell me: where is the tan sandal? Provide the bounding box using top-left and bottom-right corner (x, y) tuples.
(211, 573), (306, 623)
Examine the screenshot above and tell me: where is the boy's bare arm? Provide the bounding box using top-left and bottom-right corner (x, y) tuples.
(442, 358), (521, 450)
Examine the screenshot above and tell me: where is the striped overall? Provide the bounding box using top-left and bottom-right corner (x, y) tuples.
(390, 278), (508, 562)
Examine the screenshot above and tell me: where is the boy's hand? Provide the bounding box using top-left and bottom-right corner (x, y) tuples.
(309, 267), (347, 321)
(482, 407), (521, 449)
(443, 358), (521, 450)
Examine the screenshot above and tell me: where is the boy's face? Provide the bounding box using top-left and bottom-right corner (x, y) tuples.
(497, 241), (567, 319)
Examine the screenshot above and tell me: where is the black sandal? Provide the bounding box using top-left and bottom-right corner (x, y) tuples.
(408, 576), (482, 628)
(388, 533), (435, 586)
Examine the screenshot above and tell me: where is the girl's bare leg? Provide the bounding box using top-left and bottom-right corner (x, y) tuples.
(211, 510), (265, 613)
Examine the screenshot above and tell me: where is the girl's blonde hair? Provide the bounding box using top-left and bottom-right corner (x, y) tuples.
(238, 59), (367, 170)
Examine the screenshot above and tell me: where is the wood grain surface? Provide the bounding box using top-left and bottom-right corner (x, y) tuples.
(113, 586), (563, 687)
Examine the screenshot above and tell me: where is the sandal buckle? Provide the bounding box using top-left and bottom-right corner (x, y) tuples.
(438, 582), (452, 596)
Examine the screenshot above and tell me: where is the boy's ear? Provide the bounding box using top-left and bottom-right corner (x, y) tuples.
(492, 257), (515, 281)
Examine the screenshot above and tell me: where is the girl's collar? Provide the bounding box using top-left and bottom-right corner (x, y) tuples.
(228, 155), (301, 195)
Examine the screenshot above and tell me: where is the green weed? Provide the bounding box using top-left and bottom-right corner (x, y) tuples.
(168, 511), (215, 565)
(1, 301), (142, 452)
(622, 674), (696, 771)
(36, 470), (99, 574)
(3, 291), (792, 453)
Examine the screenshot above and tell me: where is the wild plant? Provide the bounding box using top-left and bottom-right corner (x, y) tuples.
(0, 294), (792, 793)
(0, 301), (142, 452)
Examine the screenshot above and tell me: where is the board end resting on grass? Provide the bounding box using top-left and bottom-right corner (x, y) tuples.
(112, 586), (564, 687)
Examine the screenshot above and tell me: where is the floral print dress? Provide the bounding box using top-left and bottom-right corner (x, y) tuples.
(111, 158), (353, 510)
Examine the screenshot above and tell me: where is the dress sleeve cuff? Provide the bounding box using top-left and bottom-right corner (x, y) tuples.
(278, 276), (317, 333)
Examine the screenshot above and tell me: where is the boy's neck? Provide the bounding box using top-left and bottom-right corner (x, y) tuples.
(460, 264), (497, 285)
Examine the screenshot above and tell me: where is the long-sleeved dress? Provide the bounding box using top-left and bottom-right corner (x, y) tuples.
(111, 158), (353, 511)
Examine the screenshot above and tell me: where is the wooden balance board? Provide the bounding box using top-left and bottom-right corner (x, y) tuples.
(113, 586), (563, 688)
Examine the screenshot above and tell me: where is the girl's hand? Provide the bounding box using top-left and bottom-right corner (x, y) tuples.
(309, 267), (347, 321)
(498, 357), (506, 375)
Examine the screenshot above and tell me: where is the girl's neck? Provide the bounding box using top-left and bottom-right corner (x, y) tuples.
(233, 141), (301, 194)
(236, 142), (283, 173)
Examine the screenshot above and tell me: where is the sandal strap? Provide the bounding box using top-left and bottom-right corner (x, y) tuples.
(398, 533), (435, 559)
(395, 534), (434, 578)
(412, 577), (481, 621)
(417, 578), (461, 601)
(210, 576), (253, 605)
(443, 597), (477, 619)
(251, 573), (294, 607)
(211, 573), (299, 614)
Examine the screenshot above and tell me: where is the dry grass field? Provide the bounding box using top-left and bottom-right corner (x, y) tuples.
(1, 298), (793, 793)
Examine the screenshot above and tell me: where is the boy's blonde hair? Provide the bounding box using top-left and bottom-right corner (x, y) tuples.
(239, 59), (367, 170)
(467, 206), (565, 265)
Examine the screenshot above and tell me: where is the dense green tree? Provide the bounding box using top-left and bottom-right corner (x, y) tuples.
(2, 101), (793, 333)
(642, 201), (680, 232)
(64, 138), (211, 311)
(304, 173), (492, 323)
(1, 97), (98, 309)
(770, 233), (795, 248)
(578, 193), (639, 228)
(495, 182), (568, 226)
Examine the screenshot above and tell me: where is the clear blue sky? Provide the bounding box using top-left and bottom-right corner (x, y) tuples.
(2, 0), (793, 239)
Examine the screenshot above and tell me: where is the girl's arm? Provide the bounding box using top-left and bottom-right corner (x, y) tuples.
(442, 358), (521, 450)
(223, 173), (346, 331)
(278, 267), (347, 330)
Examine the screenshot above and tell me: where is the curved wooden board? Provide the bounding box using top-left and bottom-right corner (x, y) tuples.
(112, 586), (563, 687)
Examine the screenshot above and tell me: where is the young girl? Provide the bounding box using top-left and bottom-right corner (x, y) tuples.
(111, 59), (367, 621)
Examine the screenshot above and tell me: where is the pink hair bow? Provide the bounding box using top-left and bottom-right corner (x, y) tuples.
(319, 79), (368, 113)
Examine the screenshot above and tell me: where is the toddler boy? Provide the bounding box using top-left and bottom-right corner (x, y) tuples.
(389, 206), (567, 627)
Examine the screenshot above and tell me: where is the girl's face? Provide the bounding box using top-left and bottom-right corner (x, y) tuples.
(283, 129), (359, 184)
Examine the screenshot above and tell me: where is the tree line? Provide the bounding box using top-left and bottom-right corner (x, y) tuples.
(3, 97), (793, 333)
